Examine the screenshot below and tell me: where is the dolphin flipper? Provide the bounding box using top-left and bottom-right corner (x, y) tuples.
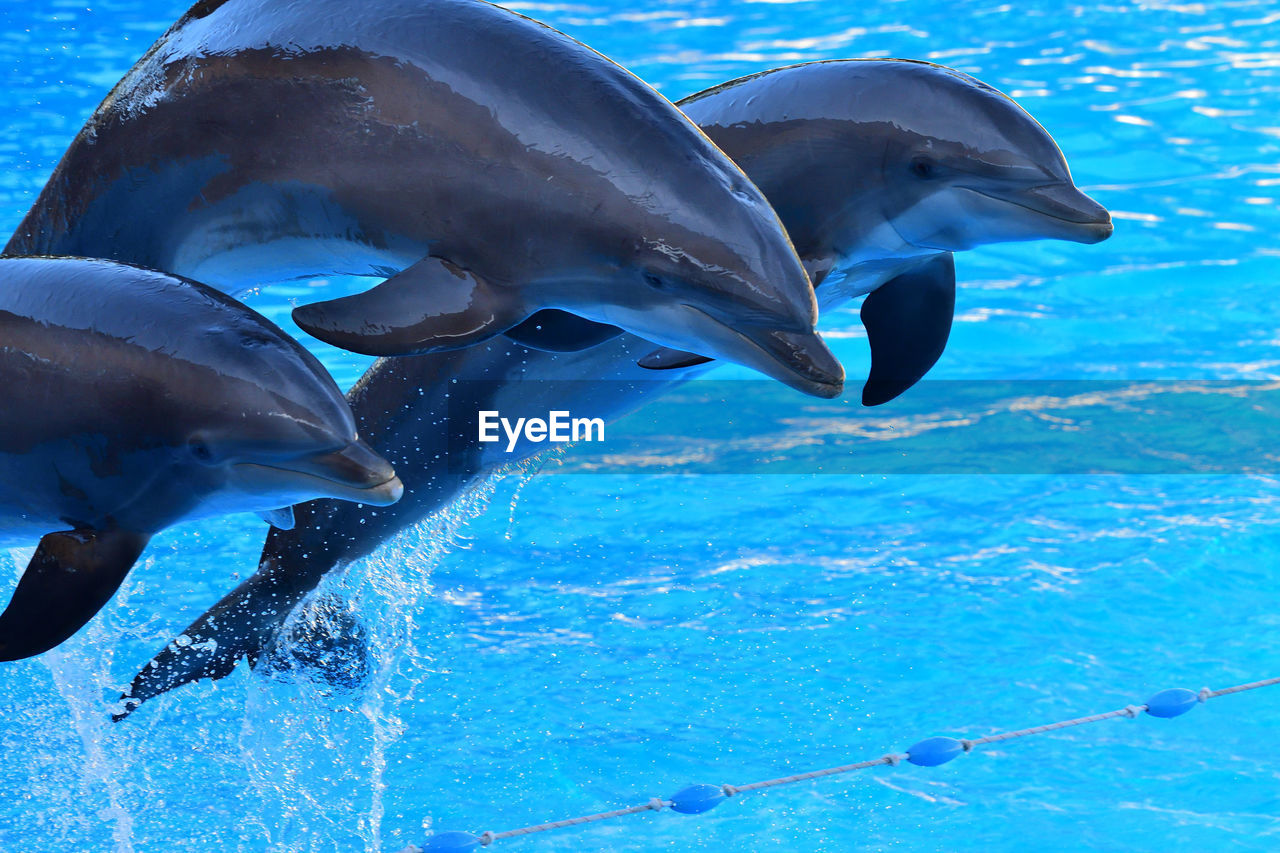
(114, 578), (275, 720)
(256, 507), (296, 530)
(860, 253), (956, 407)
(292, 256), (526, 356)
(0, 528), (150, 662)
(504, 310), (623, 352)
(637, 347), (714, 370)
(114, 546), (315, 720)
(114, 584), (371, 721)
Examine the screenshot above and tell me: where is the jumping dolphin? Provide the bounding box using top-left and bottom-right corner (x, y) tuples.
(3, 0), (841, 398)
(0, 257), (403, 662)
(114, 59), (1112, 717)
(635, 59), (1113, 404)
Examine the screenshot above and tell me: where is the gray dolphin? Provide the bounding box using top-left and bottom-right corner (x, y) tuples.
(3, 0), (841, 398)
(637, 59), (1112, 404)
(114, 59), (1111, 717)
(0, 256), (404, 662)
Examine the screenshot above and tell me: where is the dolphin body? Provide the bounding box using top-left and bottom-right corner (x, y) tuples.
(115, 60), (1111, 718)
(0, 257), (404, 662)
(3, 0), (841, 398)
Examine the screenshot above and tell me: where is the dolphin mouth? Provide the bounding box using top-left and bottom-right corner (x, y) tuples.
(233, 440), (404, 507)
(966, 183), (1114, 243)
(752, 328), (845, 399)
(689, 305), (844, 399)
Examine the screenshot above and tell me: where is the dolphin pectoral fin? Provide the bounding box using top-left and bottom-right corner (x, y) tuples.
(637, 347), (715, 370)
(0, 528), (150, 662)
(291, 256), (524, 356)
(504, 309), (623, 352)
(860, 253), (956, 407)
(256, 507), (296, 530)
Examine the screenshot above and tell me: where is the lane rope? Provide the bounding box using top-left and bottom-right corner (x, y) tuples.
(400, 676), (1280, 852)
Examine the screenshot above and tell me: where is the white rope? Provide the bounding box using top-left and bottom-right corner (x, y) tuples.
(406, 676), (1278, 852)
(485, 799), (667, 842)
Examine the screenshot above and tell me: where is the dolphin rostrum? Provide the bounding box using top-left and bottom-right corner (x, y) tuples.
(0, 257), (404, 662)
(114, 59), (1111, 717)
(3, 0), (842, 398)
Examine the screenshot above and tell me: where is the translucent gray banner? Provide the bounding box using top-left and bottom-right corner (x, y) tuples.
(443, 380), (1280, 475)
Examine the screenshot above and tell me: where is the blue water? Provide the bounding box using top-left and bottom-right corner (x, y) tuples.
(1, 0), (1280, 850)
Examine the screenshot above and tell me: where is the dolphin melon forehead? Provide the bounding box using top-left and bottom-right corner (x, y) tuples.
(0, 258), (354, 435)
(682, 59), (1067, 171)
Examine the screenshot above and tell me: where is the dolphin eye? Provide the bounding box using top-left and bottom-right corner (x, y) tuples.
(188, 437), (216, 464)
(643, 272), (670, 290)
(910, 157), (937, 179)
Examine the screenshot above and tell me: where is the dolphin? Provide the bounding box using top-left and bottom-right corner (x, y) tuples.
(2, 0), (841, 398)
(114, 59), (1111, 717)
(0, 256), (404, 662)
(633, 59), (1113, 404)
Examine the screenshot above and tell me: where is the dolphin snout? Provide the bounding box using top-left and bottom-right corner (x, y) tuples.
(1075, 215), (1113, 244)
(233, 439), (404, 507)
(313, 440), (396, 486)
(301, 440), (405, 506)
(734, 324), (845, 399)
(673, 300), (843, 398)
(1020, 182), (1114, 243)
(693, 262), (817, 333)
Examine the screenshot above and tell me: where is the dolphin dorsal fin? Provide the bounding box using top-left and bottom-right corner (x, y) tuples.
(504, 309), (623, 352)
(292, 256), (526, 356)
(860, 253), (956, 406)
(637, 347), (714, 370)
(0, 528), (150, 661)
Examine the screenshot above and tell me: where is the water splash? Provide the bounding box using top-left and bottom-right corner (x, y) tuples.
(232, 476), (503, 851)
(504, 449), (565, 541)
(24, 547), (142, 852)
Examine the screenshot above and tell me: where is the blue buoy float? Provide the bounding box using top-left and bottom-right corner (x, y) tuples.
(407, 677), (1279, 852)
(1144, 687), (1201, 719)
(669, 784), (727, 814)
(906, 736), (966, 767)
(421, 831), (484, 852)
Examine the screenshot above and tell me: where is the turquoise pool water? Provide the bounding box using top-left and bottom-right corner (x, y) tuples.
(1, 0), (1279, 850)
